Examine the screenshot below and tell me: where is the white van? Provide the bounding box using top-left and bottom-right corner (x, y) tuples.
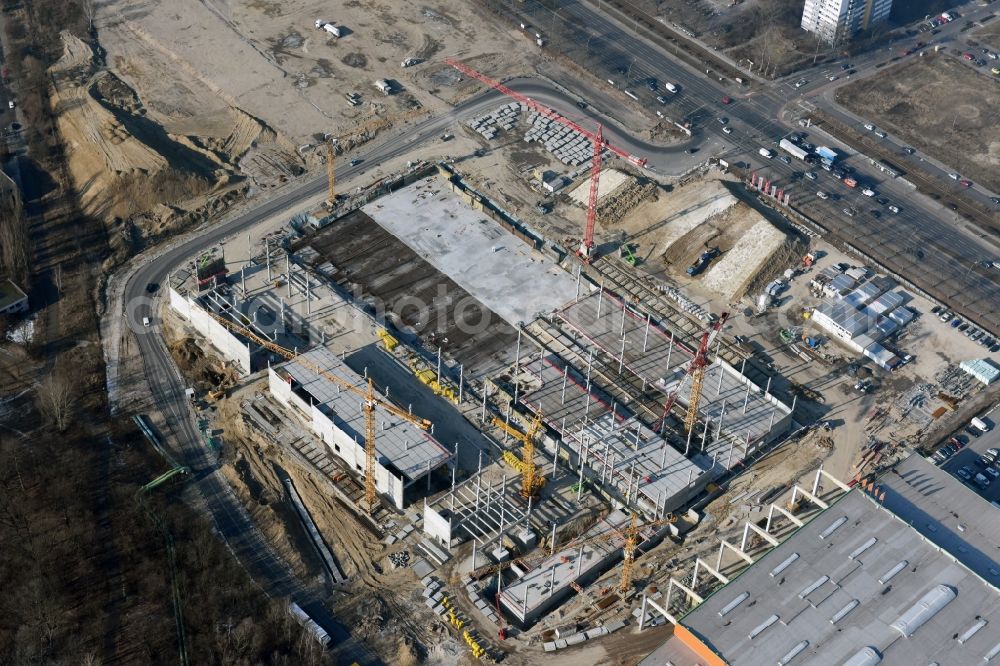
(971, 417), (990, 432)
(142, 316), (151, 327)
(759, 147), (773, 159)
(816, 191), (829, 200)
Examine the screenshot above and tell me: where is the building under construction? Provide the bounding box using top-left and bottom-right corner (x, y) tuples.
(166, 156), (801, 636)
(269, 346), (453, 510)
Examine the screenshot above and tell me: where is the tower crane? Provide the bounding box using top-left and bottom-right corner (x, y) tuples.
(469, 512), (678, 595)
(204, 311), (431, 514)
(324, 107), (427, 206)
(492, 410), (545, 498)
(656, 313), (730, 435)
(445, 58), (646, 261)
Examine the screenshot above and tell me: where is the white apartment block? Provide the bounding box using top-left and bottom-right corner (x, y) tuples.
(801, 0), (893, 43)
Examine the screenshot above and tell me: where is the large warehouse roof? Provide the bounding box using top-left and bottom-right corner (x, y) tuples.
(674, 489), (1000, 665)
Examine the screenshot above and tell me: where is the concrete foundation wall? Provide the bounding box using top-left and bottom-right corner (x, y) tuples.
(268, 367), (405, 509)
(168, 287), (252, 374)
(423, 503), (452, 548)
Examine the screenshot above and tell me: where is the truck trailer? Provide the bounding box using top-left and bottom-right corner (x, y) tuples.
(779, 138), (810, 161)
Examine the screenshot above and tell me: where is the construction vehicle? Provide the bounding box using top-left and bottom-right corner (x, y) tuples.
(657, 313), (729, 434)
(492, 411), (545, 498)
(620, 243), (639, 267)
(204, 311), (431, 514)
(445, 59), (646, 262)
(686, 247), (720, 276)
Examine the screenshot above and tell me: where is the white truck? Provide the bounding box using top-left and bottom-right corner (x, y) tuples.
(759, 147), (773, 159)
(778, 138), (809, 161)
(664, 82), (678, 93)
(315, 20), (342, 37)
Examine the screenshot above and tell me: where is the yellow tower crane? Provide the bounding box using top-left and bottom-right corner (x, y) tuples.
(469, 511), (678, 596)
(324, 107), (428, 206)
(492, 410), (545, 498)
(657, 313), (730, 435)
(204, 311), (431, 514)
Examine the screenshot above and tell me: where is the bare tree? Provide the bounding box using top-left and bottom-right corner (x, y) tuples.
(35, 370), (76, 432)
(82, 0), (96, 32)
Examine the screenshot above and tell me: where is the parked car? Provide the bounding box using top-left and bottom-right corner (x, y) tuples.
(957, 466), (972, 480)
(986, 467), (1000, 480)
(888, 205), (900, 214)
(966, 425), (982, 438)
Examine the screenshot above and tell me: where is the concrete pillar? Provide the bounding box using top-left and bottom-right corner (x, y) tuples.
(472, 541), (477, 568)
(740, 358), (746, 376)
(577, 545), (584, 577)
(717, 364), (725, 396)
(561, 365), (568, 405)
(286, 253), (291, 298)
(716, 400), (727, 439)
(620, 298), (627, 336)
(791, 394), (798, 414)
(666, 332), (674, 371)
(427, 459), (432, 493)
(482, 390), (487, 422)
(552, 438), (559, 479)
(550, 521), (558, 555)
(459, 364), (464, 403)
(577, 462), (584, 501)
(743, 381), (751, 414)
(685, 425), (693, 456)
(764, 376), (772, 398)
(596, 278), (605, 319)
(549, 565), (556, 597)
(525, 496), (532, 528)
(660, 442), (667, 472)
(437, 347), (442, 384)
(701, 418), (710, 452)
(240, 266), (246, 297)
(768, 404), (777, 432)
(266, 238), (271, 282)
(306, 275), (311, 314)
(618, 335), (626, 374)
(727, 439), (735, 469)
(575, 265), (582, 300)
(643, 313), (651, 352)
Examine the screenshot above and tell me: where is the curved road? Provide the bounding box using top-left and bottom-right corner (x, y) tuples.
(120, 77), (670, 664)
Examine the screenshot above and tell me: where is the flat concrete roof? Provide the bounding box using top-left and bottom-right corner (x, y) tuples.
(879, 454), (1000, 586)
(362, 175), (578, 326)
(557, 290), (792, 448)
(277, 346), (452, 481)
(679, 490), (1000, 666)
(298, 207), (520, 378)
(499, 509), (631, 622)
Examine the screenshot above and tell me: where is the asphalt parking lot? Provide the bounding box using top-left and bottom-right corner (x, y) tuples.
(939, 410), (1000, 504)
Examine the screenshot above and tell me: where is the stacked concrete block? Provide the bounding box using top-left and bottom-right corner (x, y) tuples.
(469, 103), (523, 141)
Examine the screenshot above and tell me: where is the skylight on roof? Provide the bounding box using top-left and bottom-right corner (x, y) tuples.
(830, 599), (859, 624)
(770, 553), (799, 578)
(748, 614), (779, 640)
(878, 560), (908, 585)
(848, 537), (877, 560)
(890, 585), (956, 637)
(777, 640), (808, 665)
(819, 516), (847, 539)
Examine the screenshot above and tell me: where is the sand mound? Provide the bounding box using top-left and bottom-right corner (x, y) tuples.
(702, 217), (789, 299)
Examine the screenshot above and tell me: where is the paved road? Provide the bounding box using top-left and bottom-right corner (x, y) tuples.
(525, 0), (1000, 333)
(121, 77), (667, 663)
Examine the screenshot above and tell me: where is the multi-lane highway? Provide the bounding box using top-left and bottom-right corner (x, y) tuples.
(516, 0), (1000, 333)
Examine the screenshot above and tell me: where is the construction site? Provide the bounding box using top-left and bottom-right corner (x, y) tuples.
(155, 59), (959, 665)
(154, 53), (821, 660)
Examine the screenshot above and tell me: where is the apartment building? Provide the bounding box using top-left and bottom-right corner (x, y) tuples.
(801, 0), (893, 43)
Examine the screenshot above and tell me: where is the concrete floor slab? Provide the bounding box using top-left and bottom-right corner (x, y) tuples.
(363, 175), (578, 326)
